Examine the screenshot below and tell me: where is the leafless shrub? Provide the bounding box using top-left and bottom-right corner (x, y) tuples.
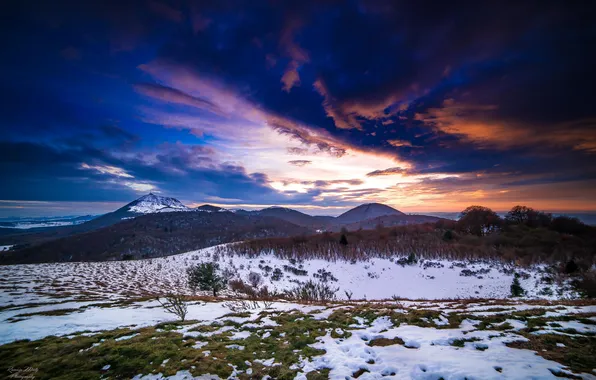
(285, 280), (338, 303)
(223, 299), (261, 312)
(229, 279), (252, 294)
(157, 294), (188, 322)
(344, 290), (353, 301)
(214, 224), (498, 263)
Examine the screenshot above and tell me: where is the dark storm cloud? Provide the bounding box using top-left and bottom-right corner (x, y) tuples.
(2, 0), (595, 213)
(144, 1), (594, 170)
(0, 136), (319, 205)
(0, 141), (137, 201)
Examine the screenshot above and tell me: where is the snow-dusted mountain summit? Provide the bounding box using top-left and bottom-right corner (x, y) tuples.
(126, 193), (190, 214)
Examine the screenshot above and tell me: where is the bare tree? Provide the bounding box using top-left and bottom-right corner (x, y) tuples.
(157, 294), (188, 322)
(458, 205), (501, 236)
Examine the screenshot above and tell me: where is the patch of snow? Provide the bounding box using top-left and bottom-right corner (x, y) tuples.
(115, 333), (139, 341)
(0, 300), (244, 344)
(230, 330), (251, 340)
(533, 320), (596, 336)
(254, 358), (280, 367)
(295, 316), (585, 380)
(132, 370), (220, 379)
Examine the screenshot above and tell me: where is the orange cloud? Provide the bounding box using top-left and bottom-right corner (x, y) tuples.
(279, 18), (309, 92)
(281, 60), (301, 92)
(137, 60), (358, 158)
(312, 78), (417, 130)
(313, 79), (363, 130)
(416, 99), (596, 152)
(387, 139), (419, 148)
(279, 18), (310, 63)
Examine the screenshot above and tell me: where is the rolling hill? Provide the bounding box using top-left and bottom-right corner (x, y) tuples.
(335, 203), (405, 225)
(0, 211), (309, 264)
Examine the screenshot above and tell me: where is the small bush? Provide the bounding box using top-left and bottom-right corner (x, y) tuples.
(538, 287), (553, 296)
(187, 262), (227, 297)
(396, 253), (417, 266)
(283, 265), (308, 276)
(510, 274), (525, 297)
(313, 268), (338, 282)
(577, 270), (596, 298)
(442, 230), (454, 241)
(271, 268), (283, 281)
(339, 234), (348, 246)
(248, 272), (262, 288)
(229, 279), (253, 294)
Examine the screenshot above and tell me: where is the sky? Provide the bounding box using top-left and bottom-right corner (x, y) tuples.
(1, 1), (595, 217)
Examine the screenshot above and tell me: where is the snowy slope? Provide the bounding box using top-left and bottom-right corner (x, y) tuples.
(126, 193), (190, 214)
(0, 245), (579, 307)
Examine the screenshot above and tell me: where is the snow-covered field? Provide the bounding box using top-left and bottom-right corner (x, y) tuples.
(0, 247), (596, 380)
(1, 244), (593, 379)
(0, 245), (577, 308)
(0, 297), (595, 379)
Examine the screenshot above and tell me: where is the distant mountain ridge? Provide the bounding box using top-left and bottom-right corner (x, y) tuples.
(217, 202), (442, 231)
(253, 207), (331, 229)
(336, 203), (404, 224)
(0, 194), (448, 259)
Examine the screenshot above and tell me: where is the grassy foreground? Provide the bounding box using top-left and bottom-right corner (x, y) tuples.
(1, 300), (595, 379)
